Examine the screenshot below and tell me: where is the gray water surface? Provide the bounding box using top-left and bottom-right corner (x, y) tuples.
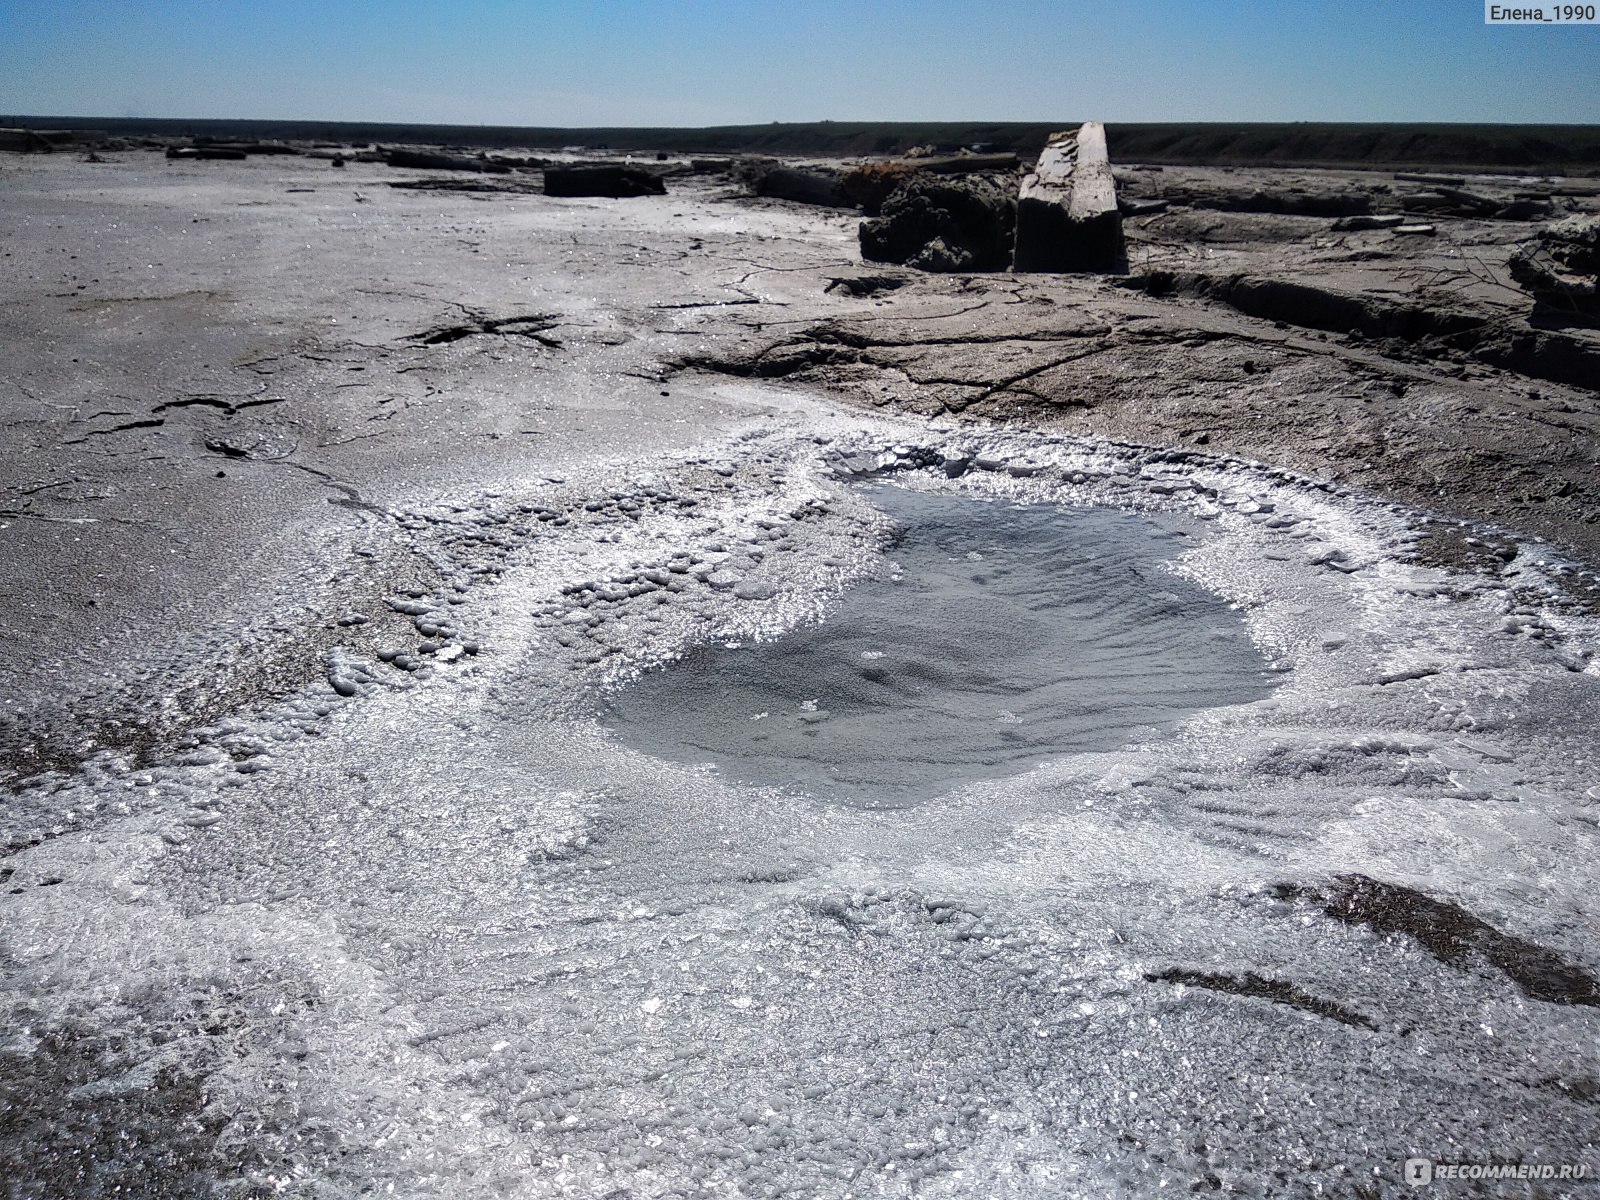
(602, 488), (1274, 802)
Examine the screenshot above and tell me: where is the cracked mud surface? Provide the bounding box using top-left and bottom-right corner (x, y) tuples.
(2, 150), (1599, 1198)
(678, 285), (1599, 586)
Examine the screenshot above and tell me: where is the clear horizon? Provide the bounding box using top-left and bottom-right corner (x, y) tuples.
(3, 0), (1598, 128)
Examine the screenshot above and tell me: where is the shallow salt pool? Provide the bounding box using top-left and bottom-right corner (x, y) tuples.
(600, 486), (1275, 802)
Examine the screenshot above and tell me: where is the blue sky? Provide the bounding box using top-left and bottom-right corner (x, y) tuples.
(2, 0), (1596, 126)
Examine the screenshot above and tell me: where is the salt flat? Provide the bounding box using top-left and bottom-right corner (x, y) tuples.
(2, 150), (1598, 1198)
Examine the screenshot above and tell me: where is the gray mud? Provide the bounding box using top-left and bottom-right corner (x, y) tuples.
(603, 487), (1272, 803)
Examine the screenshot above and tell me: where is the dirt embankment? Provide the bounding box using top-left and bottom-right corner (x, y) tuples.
(16, 116), (1600, 173)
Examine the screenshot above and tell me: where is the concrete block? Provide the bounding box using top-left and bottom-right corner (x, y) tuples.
(1014, 123), (1125, 273)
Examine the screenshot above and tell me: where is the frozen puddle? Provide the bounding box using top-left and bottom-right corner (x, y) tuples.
(601, 487), (1273, 802)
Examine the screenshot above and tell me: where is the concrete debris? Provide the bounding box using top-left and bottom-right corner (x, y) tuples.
(841, 162), (918, 215)
(168, 146), (247, 161)
(1013, 123), (1125, 273)
(755, 166), (849, 208)
(193, 140), (302, 156)
(1118, 197), (1170, 217)
(1510, 216), (1600, 323)
(543, 164), (667, 197)
(1153, 185), (1375, 218)
(1399, 185), (1553, 221)
(1332, 214), (1408, 231)
(0, 128), (105, 152)
(912, 153), (1020, 175)
(730, 158), (849, 207)
(1400, 187), (1499, 216)
(385, 148), (512, 174)
(1394, 172), (1468, 186)
(840, 156), (1020, 217)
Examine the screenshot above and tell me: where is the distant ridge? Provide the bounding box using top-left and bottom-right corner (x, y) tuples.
(8, 116), (1600, 173)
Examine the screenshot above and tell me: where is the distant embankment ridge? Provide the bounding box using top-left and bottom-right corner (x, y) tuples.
(11, 117), (1600, 173)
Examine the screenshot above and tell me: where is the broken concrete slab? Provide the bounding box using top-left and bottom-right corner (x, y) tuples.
(385, 148), (512, 174)
(1395, 172), (1467, 186)
(914, 153), (1020, 175)
(840, 156), (1023, 215)
(1400, 187), (1499, 217)
(755, 166), (849, 208)
(0, 128), (103, 152)
(1497, 196), (1556, 220)
(195, 140), (302, 156)
(1118, 197), (1170, 217)
(1332, 214), (1408, 231)
(0, 129), (53, 152)
(543, 164), (666, 198)
(841, 162), (918, 215)
(388, 178), (540, 195)
(1510, 216), (1600, 323)
(1014, 123), (1125, 273)
(730, 158), (850, 208)
(165, 145), (250, 161)
(1150, 184), (1374, 217)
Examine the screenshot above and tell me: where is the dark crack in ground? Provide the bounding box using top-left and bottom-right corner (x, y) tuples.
(1274, 874), (1600, 1007)
(1146, 968), (1378, 1030)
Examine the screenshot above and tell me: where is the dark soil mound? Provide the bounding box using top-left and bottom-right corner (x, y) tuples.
(543, 165), (666, 198)
(859, 175), (1016, 272)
